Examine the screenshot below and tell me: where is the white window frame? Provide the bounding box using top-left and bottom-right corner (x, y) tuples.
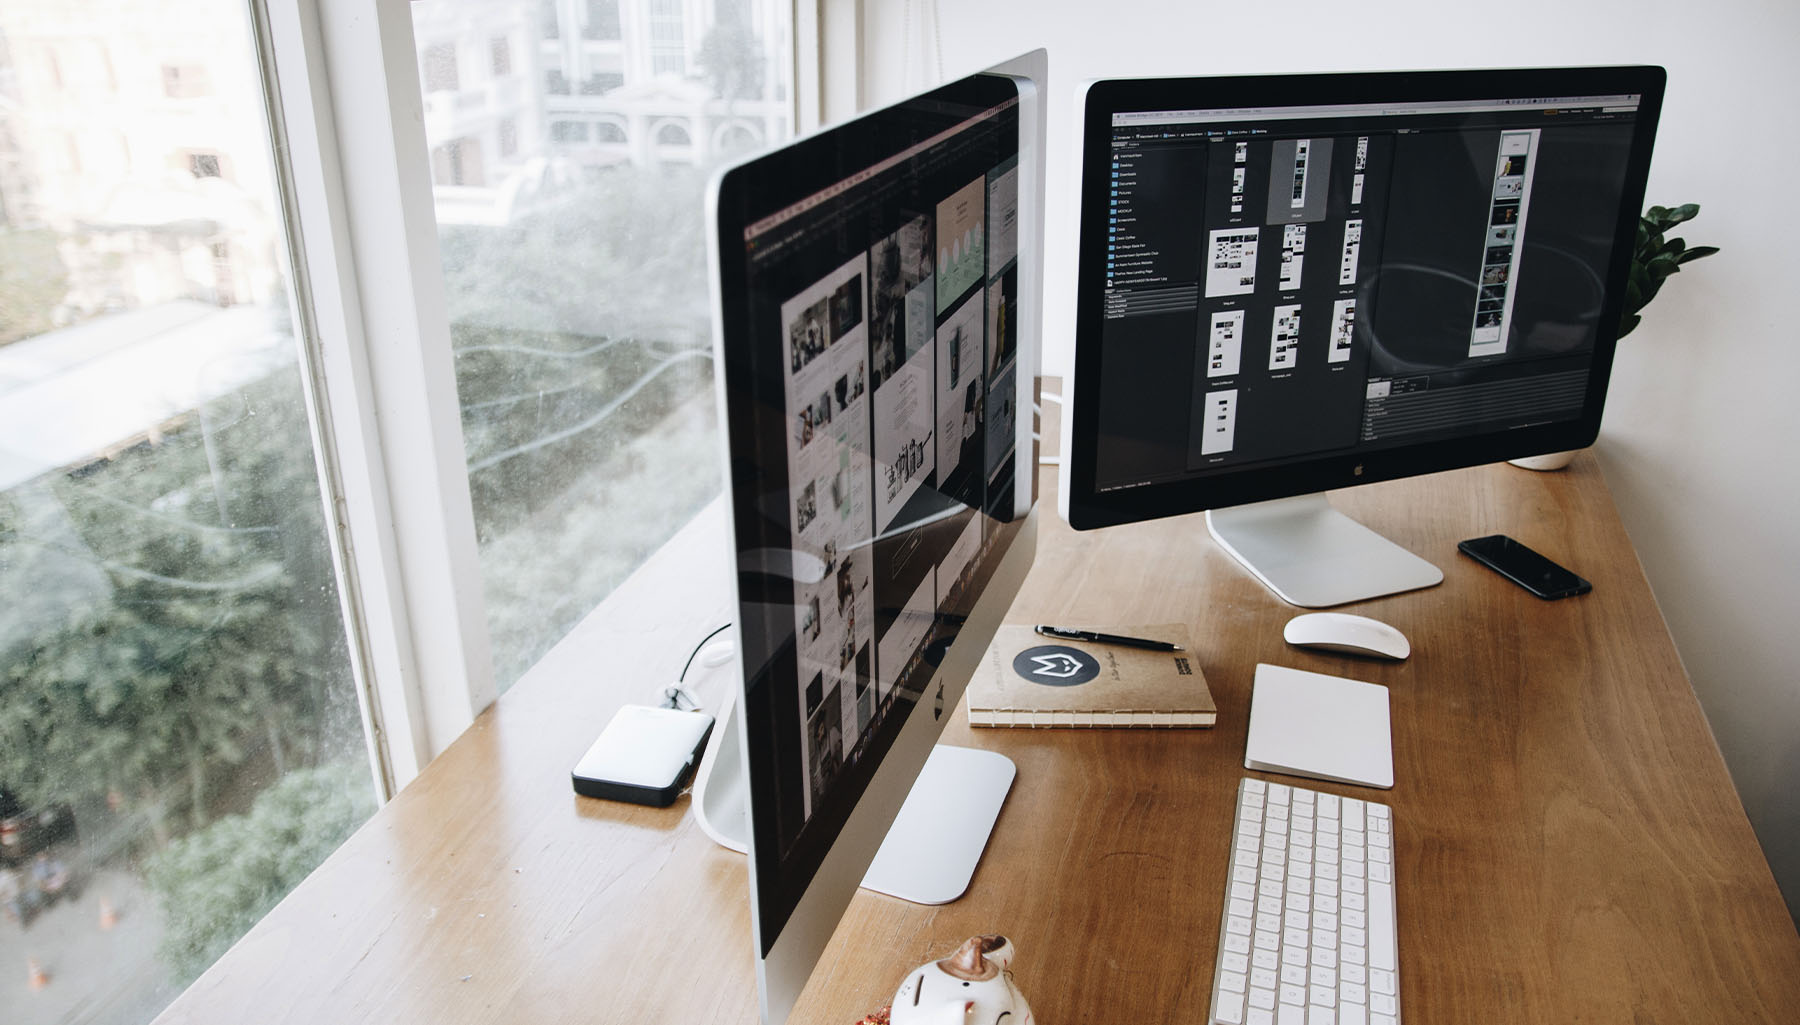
(251, 0), (839, 792)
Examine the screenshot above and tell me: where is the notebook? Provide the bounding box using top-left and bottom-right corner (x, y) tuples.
(965, 624), (1215, 728)
(1243, 663), (1393, 788)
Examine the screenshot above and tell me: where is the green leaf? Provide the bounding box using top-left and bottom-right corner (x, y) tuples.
(1677, 245), (1721, 263)
(1617, 312), (1642, 338)
(1647, 253), (1682, 280)
(1669, 202), (1700, 224)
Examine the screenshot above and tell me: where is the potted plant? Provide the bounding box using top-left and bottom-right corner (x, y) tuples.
(1510, 203), (1720, 470)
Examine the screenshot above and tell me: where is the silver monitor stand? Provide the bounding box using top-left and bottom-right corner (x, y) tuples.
(691, 686), (1013, 906)
(1206, 493), (1442, 608)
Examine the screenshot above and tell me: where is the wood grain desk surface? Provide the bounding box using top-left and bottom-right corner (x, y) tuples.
(158, 453), (1800, 1024)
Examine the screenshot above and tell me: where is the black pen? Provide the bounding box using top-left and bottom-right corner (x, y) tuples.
(1033, 626), (1184, 651)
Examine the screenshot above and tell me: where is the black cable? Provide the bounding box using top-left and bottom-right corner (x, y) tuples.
(678, 623), (733, 683)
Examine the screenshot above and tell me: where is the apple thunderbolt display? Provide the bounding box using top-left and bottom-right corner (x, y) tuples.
(1064, 67), (1664, 606)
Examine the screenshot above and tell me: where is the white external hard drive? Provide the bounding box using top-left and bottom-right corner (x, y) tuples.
(571, 704), (715, 807)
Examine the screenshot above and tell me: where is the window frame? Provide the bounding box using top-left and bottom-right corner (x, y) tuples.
(251, 0), (839, 791)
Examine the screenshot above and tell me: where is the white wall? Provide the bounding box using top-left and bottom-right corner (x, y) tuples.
(863, 0), (1800, 919)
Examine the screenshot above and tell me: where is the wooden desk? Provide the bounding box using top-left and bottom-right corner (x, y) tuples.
(159, 454), (1800, 1024)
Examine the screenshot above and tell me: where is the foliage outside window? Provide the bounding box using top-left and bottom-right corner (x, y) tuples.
(0, 2), (369, 1021)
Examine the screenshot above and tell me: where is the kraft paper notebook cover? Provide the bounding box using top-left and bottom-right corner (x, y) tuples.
(966, 624), (1216, 728)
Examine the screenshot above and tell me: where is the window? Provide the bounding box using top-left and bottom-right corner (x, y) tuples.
(584, 0), (623, 41)
(187, 150), (222, 178)
(422, 42), (459, 92)
(580, 71), (623, 95)
(411, 0), (793, 689)
(490, 35), (511, 77)
(550, 119), (590, 143)
(160, 63), (211, 98)
(499, 117), (518, 158)
(648, 0), (686, 76)
(0, 2), (372, 1021)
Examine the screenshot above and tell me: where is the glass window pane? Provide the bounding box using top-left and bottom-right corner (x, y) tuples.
(0, 3), (372, 1020)
(411, 0), (792, 688)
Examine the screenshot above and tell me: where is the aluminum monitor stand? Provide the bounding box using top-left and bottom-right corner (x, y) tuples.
(1206, 493), (1442, 608)
(691, 687), (1012, 905)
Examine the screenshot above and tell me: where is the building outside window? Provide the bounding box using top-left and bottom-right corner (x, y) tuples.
(413, 0), (791, 688)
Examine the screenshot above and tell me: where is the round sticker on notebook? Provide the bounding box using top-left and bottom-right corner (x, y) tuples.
(1012, 645), (1101, 686)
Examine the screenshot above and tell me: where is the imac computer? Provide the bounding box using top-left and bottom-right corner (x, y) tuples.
(701, 52), (1046, 1024)
(1062, 66), (1664, 606)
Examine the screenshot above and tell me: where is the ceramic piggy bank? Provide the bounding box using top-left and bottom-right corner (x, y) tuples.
(888, 935), (1034, 1025)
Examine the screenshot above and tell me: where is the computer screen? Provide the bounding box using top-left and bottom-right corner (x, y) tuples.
(1062, 67), (1663, 605)
(708, 54), (1044, 1024)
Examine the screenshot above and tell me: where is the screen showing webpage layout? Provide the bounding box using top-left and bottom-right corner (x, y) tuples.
(1092, 93), (1641, 491)
(729, 82), (1022, 934)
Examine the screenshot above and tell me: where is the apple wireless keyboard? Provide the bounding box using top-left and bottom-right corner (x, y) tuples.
(1208, 778), (1400, 1025)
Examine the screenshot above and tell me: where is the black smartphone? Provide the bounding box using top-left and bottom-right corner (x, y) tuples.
(1457, 534), (1592, 600)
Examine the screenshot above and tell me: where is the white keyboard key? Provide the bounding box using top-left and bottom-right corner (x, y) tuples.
(1311, 945), (1336, 969)
(1255, 930), (1279, 951)
(1310, 965), (1336, 988)
(1309, 985), (1335, 1007)
(1282, 964), (1307, 987)
(1222, 970), (1248, 993)
(1368, 881), (1397, 972)
(1282, 945), (1308, 967)
(1307, 1006), (1333, 1025)
(1260, 895), (1283, 916)
(1254, 967), (1279, 990)
(1224, 952), (1249, 974)
(1370, 993), (1396, 1016)
(1313, 910), (1338, 933)
(1371, 1015), (1394, 1025)
(1254, 948), (1279, 971)
(1234, 881), (1257, 902)
(1217, 991), (1245, 1023)
(1285, 927), (1310, 950)
(1250, 987), (1277, 1010)
(1340, 1002), (1366, 1025)
(1369, 846), (1390, 865)
(1228, 915), (1253, 936)
(1366, 802), (1388, 821)
(1369, 862), (1391, 884)
(1245, 778), (1267, 794)
(1278, 1004), (1304, 1025)
(1231, 897), (1255, 918)
(1281, 984), (1306, 1006)
(1342, 925), (1366, 948)
(1319, 794), (1340, 815)
(1341, 963), (1365, 985)
(1250, 1009), (1274, 1025)
(1269, 783), (1291, 804)
(1369, 968), (1396, 996)
(1294, 788), (1315, 805)
(1342, 797), (1364, 824)
(1259, 912), (1281, 933)
(1316, 893), (1338, 914)
(1341, 981), (1366, 1004)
